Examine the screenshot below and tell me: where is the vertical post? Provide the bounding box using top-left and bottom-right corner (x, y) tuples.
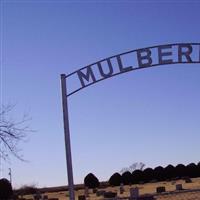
(60, 74), (75, 200)
(8, 168), (12, 185)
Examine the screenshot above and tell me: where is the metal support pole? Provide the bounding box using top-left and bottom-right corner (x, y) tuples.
(8, 168), (12, 185)
(60, 74), (75, 200)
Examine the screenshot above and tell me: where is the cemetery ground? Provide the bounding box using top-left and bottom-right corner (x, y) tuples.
(22, 177), (200, 200)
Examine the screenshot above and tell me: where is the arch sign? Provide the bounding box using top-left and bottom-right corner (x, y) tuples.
(60, 43), (200, 200)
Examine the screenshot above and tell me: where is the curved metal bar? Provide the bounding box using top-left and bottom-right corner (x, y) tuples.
(67, 61), (200, 97)
(66, 43), (200, 97)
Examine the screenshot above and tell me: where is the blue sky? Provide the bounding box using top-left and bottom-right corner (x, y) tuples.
(1, 0), (200, 188)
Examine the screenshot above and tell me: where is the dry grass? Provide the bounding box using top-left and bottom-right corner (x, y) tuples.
(23, 178), (200, 200)
(156, 191), (200, 200)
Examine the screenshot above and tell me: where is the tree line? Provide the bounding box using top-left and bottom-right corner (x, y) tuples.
(84, 162), (200, 188)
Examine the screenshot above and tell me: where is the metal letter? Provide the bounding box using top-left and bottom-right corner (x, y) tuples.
(178, 44), (193, 63)
(61, 74), (75, 200)
(117, 55), (132, 72)
(158, 45), (173, 64)
(77, 66), (96, 87)
(98, 59), (114, 78)
(137, 48), (152, 67)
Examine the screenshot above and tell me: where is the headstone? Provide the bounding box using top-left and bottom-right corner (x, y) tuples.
(130, 187), (139, 199)
(13, 194), (19, 200)
(34, 193), (42, 200)
(43, 195), (48, 200)
(96, 190), (105, 196)
(184, 177), (192, 183)
(176, 184), (183, 190)
(93, 188), (97, 193)
(84, 187), (89, 197)
(171, 181), (176, 185)
(156, 186), (165, 193)
(78, 195), (86, 200)
(120, 183), (124, 194)
(104, 191), (117, 198)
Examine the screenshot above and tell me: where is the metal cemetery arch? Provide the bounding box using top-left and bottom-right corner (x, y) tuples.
(60, 43), (200, 200)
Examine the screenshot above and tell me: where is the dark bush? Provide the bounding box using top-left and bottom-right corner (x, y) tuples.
(164, 165), (176, 180)
(132, 170), (144, 184)
(12, 194), (19, 200)
(153, 166), (165, 181)
(84, 173), (100, 189)
(0, 178), (13, 200)
(15, 185), (38, 196)
(175, 164), (186, 179)
(142, 168), (154, 183)
(197, 162), (200, 177)
(186, 163), (198, 178)
(122, 171), (132, 185)
(109, 173), (122, 186)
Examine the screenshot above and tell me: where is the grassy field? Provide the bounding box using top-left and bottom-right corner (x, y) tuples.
(23, 178), (200, 200)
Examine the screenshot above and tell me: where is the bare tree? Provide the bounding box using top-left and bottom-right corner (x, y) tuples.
(0, 104), (32, 161)
(120, 162), (145, 174)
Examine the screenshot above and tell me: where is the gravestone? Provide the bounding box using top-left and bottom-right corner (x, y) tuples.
(33, 193), (42, 200)
(120, 183), (124, 194)
(130, 187), (139, 199)
(78, 195), (86, 200)
(156, 186), (165, 193)
(96, 190), (105, 196)
(84, 187), (89, 197)
(104, 191), (117, 198)
(43, 195), (48, 200)
(93, 188), (97, 193)
(176, 184), (183, 190)
(13, 194), (19, 200)
(184, 177), (192, 183)
(171, 181), (176, 185)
